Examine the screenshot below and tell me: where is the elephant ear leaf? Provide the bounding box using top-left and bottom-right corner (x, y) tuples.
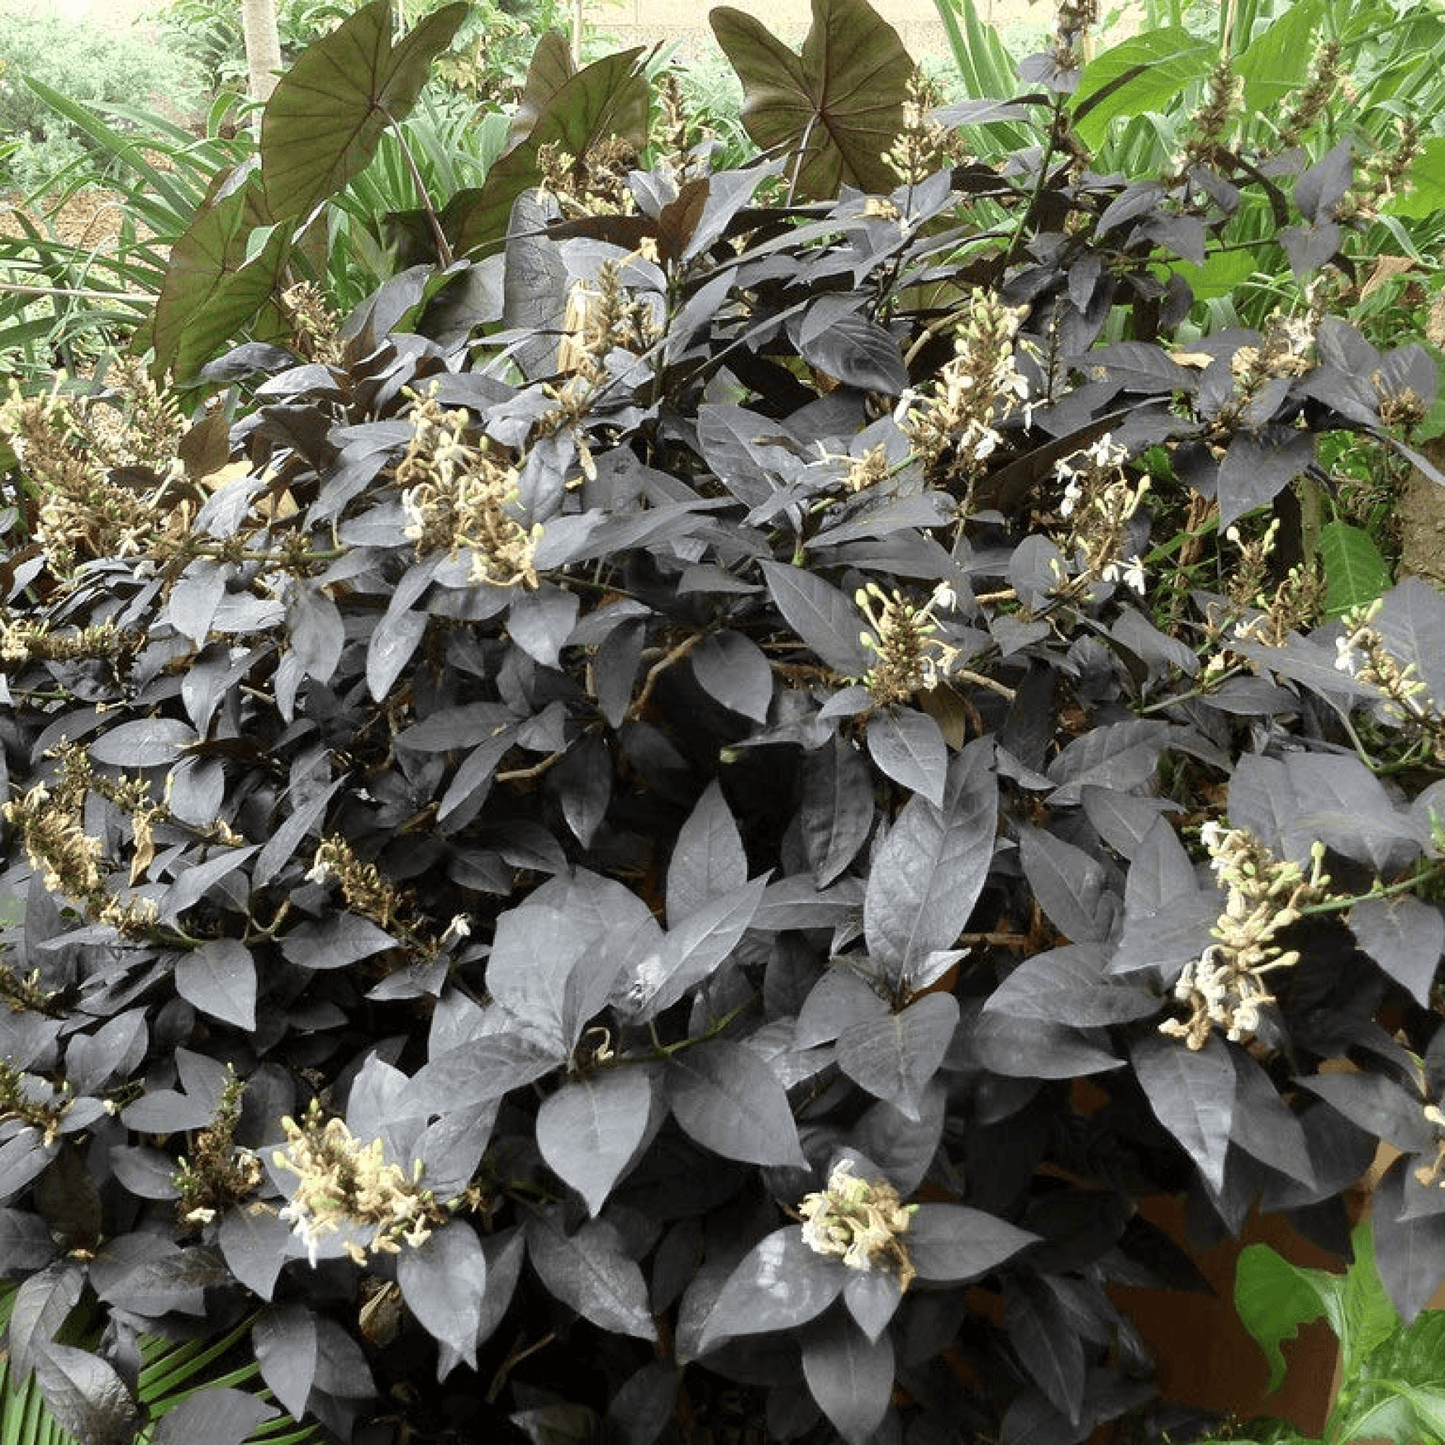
(262, 0), (471, 219)
(710, 0), (914, 199)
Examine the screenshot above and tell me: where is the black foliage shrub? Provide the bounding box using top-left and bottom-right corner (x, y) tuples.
(2, 13), (1445, 1443)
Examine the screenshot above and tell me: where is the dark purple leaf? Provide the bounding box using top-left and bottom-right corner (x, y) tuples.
(842, 1265), (904, 1344)
(837, 993), (959, 1121)
(759, 559), (871, 677)
(699, 1226), (846, 1351)
(1298, 1069), (1433, 1156)
(254, 1303), (318, 1421)
(691, 630), (774, 723)
(907, 1203), (1038, 1283)
(536, 1069), (654, 1215)
(508, 586), (580, 669)
(406, 1033), (561, 1116)
(34, 1345), (140, 1445)
(7, 1261), (85, 1383)
(800, 738), (875, 886)
(867, 707), (948, 808)
(605, 1359), (677, 1445)
(1006, 1275), (1085, 1424)
(984, 944), (1157, 1026)
(1130, 1031), (1234, 1190)
(397, 1221), (487, 1367)
(667, 780), (748, 925)
(1016, 824), (1111, 944)
(286, 583), (344, 684)
(220, 1204), (297, 1300)
(552, 733), (612, 849)
(281, 913), (397, 971)
(1350, 895), (1444, 1008)
(1374, 1155), (1445, 1322)
(152, 1388), (276, 1445)
(174, 939), (257, 1030)
(666, 1039), (807, 1167)
(864, 739), (996, 992)
(527, 1209), (657, 1341)
(801, 1312), (895, 1445)
(89, 719), (197, 768)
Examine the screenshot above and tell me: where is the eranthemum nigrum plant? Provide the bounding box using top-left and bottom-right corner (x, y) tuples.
(2, 1), (1445, 1442)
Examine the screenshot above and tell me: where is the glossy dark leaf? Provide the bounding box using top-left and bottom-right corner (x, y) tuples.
(837, 993), (959, 1121)
(799, 736), (876, 887)
(220, 1205), (297, 1301)
(152, 1388), (276, 1445)
(254, 1303), (318, 1422)
(864, 739), (996, 992)
(536, 1069), (654, 1215)
(89, 718), (197, 768)
(406, 1033), (561, 1116)
(907, 1203), (1038, 1283)
(1374, 1157), (1445, 1323)
(7, 1260), (85, 1383)
(34, 1344), (140, 1445)
(1006, 1275), (1085, 1425)
(174, 939), (257, 1030)
(282, 912), (397, 971)
(666, 1039), (808, 1167)
(691, 630), (774, 723)
(397, 1221), (487, 1367)
(842, 1265), (904, 1344)
(1351, 894), (1445, 1009)
(1217, 429), (1315, 530)
(1131, 1031), (1234, 1190)
(867, 707), (948, 808)
(667, 780), (749, 927)
(1016, 824), (1110, 944)
(700, 1226), (847, 1351)
(526, 1209), (657, 1341)
(801, 1312), (895, 1445)
(984, 944), (1158, 1026)
(759, 559), (871, 677)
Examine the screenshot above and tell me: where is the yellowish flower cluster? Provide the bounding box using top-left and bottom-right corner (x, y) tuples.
(1161, 825), (1332, 1051)
(273, 1101), (444, 1267)
(799, 1159), (918, 1289)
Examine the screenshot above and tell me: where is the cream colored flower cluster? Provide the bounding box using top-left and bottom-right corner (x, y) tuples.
(799, 1159), (918, 1289)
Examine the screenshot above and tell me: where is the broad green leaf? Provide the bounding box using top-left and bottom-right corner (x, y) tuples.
(151, 172), (290, 381)
(536, 1070), (654, 1216)
(1389, 137), (1445, 219)
(261, 0), (470, 220)
(1235, 0), (1326, 112)
(711, 0), (913, 199)
(1130, 1031), (1233, 1191)
(699, 1226), (846, 1350)
(801, 1313), (895, 1445)
(1318, 519), (1390, 619)
(444, 49), (651, 257)
(1235, 1242), (1326, 1394)
(1070, 28), (1214, 150)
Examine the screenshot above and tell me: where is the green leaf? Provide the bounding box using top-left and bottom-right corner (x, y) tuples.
(1070, 28), (1215, 150)
(1389, 137), (1445, 219)
(444, 48), (651, 257)
(1235, 0), (1326, 112)
(1318, 519), (1391, 619)
(151, 172), (290, 381)
(1235, 1242), (1330, 1395)
(711, 0), (914, 199)
(261, 0), (470, 220)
